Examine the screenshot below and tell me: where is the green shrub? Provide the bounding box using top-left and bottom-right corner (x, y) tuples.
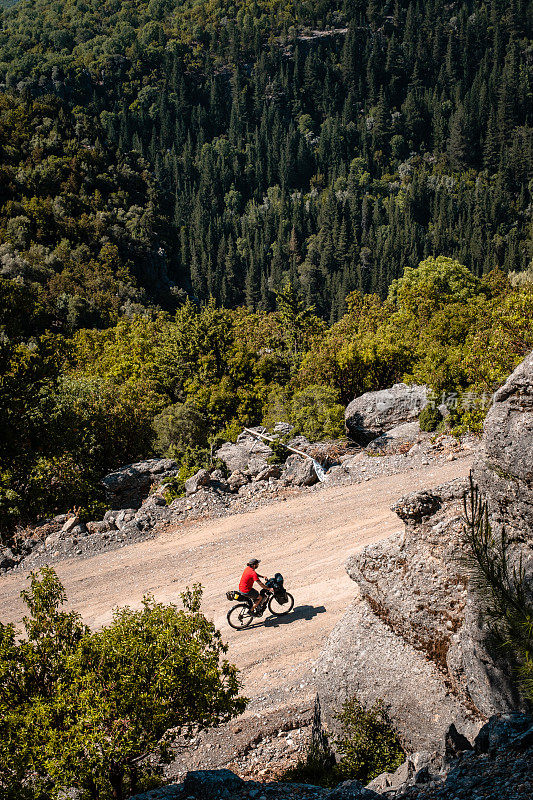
(161, 447), (212, 502)
(290, 385), (345, 440)
(0, 569), (245, 800)
(463, 477), (533, 701)
(153, 401), (209, 457)
(27, 454), (104, 520)
(335, 697), (405, 784)
(284, 694), (404, 788)
(419, 404), (443, 432)
(0, 470), (23, 541)
(267, 436), (290, 465)
(263, 384), (344, 442)
(448, 397), (488, 436)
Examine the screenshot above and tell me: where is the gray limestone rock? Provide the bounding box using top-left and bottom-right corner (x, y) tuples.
(0, 546), (16, 569)
(61, 515), (80, 534)
(366, 421), (421, 454)
(254, 464), (282, 481)
(86, 520), (109, 534)
(472, 350), (533, 559)
(325, 779), (380, 799)
(391, 488), (442, 523)
(366, 752), (435, 794)
(182, 769), (245, 799)
(345, 511), (468, 673)
(216, 430), (272, 476)
(184, 468), (211, 495)
(282, 454), (318, 487)
(227, 470), (250, 491)
(314, 595), (481, 753)
(114, 508), (137, 529)
(473, 712), (533, 755)
(102, 458), (178, 508)
(345, 384), (427, 444)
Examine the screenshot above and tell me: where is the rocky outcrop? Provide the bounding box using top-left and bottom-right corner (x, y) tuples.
(398, 712), (533, 799)
(391, 478), (466, 523)
(365, 421), (421, 454)
(102, 458), (179, 508)
(282, 454), (319, 487)
(318, 351), (533, 757)
(216, 428), (272, 476)
(127, 714), (533, 799)
(185, 469), (211, 496)
(345, 384), (427, 444)
(473, 350), (533, 556)
(315, 592), (481, 753)
(316, 476), (525, 751)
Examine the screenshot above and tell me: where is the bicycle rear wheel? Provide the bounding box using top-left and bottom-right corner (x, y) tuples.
(268, 592), (294, 616)
(227, 603), (254, 629)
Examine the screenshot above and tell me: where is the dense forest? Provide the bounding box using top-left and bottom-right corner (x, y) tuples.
(0, 0), (532, 533)
(0, 0), (530, 321)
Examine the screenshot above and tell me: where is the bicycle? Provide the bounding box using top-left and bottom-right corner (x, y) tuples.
(226, 572), (294, 630)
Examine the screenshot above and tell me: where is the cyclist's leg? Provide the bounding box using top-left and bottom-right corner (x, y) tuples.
(244, 588), (260, 610)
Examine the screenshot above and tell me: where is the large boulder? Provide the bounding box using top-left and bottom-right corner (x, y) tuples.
(215, 428), (272, 476)
(391, 478), (466, 524)
(184, 468), (211, 495)
(102, 458), (178, 508)
(365, 421), (421, 454)
(473, 350), (533, 550)
(282, 454), (319, 487)
(182, 769), (245, 799)
(345, 384), (427, 444)
(0, 546), (17, 569)
(314, 592), (481, 753)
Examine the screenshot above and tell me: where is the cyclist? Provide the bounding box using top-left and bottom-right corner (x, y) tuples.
(239, 558), (272, 615)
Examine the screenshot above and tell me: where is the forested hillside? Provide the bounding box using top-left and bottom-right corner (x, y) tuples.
(0, 0), (532, 534)
(0, 0), (530, 320)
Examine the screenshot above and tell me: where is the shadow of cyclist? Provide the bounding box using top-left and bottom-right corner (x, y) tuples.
(254, 604), (326, 628)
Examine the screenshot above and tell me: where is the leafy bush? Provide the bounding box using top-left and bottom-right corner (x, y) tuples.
(263, 385), (344, 442)
(284, 694), (404, 788)
(0, 569), (246, 800)
(153, 400), (209, 457)
(27, 454), (103, 518)
(419, 404), (443, 432)
(448, 397), (489, 436)
(267, 436), (290, 465)
(290, 386), (345, 441)
(162, 446), (211, 502)
(335, 697), (405, 784)
(0, 471), (22, 540)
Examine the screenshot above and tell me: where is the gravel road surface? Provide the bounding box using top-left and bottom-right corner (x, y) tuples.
(0, 459), (472, 716)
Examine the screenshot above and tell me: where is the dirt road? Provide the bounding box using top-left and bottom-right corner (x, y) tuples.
(0, 460), (471, 709)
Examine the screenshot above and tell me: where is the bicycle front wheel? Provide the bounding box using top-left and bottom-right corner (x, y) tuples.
(268, 592), (294, 616)
(227, 603), (254, 629)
